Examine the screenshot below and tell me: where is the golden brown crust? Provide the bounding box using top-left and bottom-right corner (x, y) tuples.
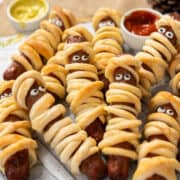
(99, 55), (142, 160)
(92, 8), (123, 74)
(12, 70), (99, 175)
(133, 92), (180, 180)
(136, 15), (180, 97)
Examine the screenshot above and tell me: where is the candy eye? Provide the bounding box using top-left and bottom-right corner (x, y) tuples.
(107, 21), (115, 26)
(39, 86), (46, 92)
(115, 73), (123, 81)
(0, 95), (4, 100)
(49, 18), (56, 24)
(72, 55), (80, 62)
(158, 27), (166, 34)
(99, 22), (105, 28)
(56, 19), (63, 27)
(165, 31), (174, 39)
(166, 109), (174, 116)
(30, 89), (39, 96)
(81, 54), (89, 61)
(124, 73), (131, 81)
(157, 106), (166, 113)
(3, 93), (9, 97)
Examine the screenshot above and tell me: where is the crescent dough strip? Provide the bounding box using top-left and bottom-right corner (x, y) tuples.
(12, 70), (100, 175)
(4, 6), (77, 80)
(59, 43), (107, 141)
(92, 8), (121, 30)
(169, 47), (180, 95)
(99, 55), (142, 163)
(0, 81), (37, 175)
(136, 15), (180, 97)
(133, 91), (180, 180)
(92, 8), (123, 75)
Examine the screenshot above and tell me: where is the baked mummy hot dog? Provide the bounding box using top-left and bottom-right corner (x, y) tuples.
(136, 15), (180, 97)
(12, 70), (107, 179)
(133, 91), (180, 180)
(57, 25), (93, 51)
(41, 59), (67, 100)
(169, 47), (180, 95)
(47, 25), (93, 69)
(0, 81), (37, 180)
(3, 6), (77, 81)
(99, 55), (142, 180)
(92, 8), (123, 92)
(0, 80), (14, 103)
(40, 27), (93, 99)
(61, 43), (106, 142)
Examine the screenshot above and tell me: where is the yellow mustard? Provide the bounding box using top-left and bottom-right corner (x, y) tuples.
(10, 0), (47, 22)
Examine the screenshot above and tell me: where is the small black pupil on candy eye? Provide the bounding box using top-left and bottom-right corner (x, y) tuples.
(167, 32), (172, 37)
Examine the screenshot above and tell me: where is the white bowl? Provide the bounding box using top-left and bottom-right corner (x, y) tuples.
(120, 8), (162, 51)
(7, 0), (50, 32)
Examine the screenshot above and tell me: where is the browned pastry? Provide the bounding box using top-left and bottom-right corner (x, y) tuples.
(169, 47), (180, 95)
(168, 15), (180, 96)
(99, 55), (142, 180)
(3, 6), (77, 81)
(57, 25), (93, 51)
(133, 91), (180, 180)
(61, 42), (107, 142)
(92, 8), (123, 92)
(12, 70), (107, 179)
(0, 81), (37, 180)
(136, 15), (180, 97)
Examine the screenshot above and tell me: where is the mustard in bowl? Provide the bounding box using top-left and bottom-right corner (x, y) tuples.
(7, 0), (49, 32)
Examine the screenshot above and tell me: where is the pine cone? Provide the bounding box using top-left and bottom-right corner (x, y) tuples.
(148, 0), (180, 14)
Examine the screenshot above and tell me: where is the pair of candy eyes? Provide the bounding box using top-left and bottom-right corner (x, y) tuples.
(30, 86), (46, 97)
(158, 27), (174, 39)
(0, 93), (12, 99)
(99, 20), (115, 27)
(49, 18), (63, 27)
(115, 73), (132, 81)
(72, 54), (89, 62)
(157, 106), (175, 116)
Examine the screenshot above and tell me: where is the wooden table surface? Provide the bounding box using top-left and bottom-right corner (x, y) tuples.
(0, 0), (149, 36)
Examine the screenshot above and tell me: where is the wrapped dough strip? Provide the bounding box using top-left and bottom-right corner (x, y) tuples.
(92, 8), (123, 92)
(47, 25), (93, 76)
(3, 6), (77, 81)
(40, 26), (93, 100)
(0, 81), (37, 180)
(41, 61), (67, 100)
(12, 70), (107, 179)
(133, 91), (180, 180)
(169, 47), (180, 95)
(99, 55), (142, 180)
(57, 25), (93, 51)
(136, 15), (180, 97)
(61, 42), (106, 142)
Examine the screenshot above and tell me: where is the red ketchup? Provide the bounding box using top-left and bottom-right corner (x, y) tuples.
(124, 10), (160, 36)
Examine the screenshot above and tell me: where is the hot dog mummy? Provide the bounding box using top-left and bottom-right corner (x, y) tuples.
(133, 91), (180, 180)
(48, 25), (93, 71)
(92, 8), (123, 91)
(40, 26), (93, 100)
(12, 70), (107, 179)
(57, 25), (93, 51)
(136, 15), (180, 97)
(99, 55), (142, 180)
(57, 42), (107, 142)
(0, 81), (37, 180)
(3, 6), (77, 81)
(169, 47), (180, 95)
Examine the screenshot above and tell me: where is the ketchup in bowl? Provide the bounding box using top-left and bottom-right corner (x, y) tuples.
(124, 10), (160, 36)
